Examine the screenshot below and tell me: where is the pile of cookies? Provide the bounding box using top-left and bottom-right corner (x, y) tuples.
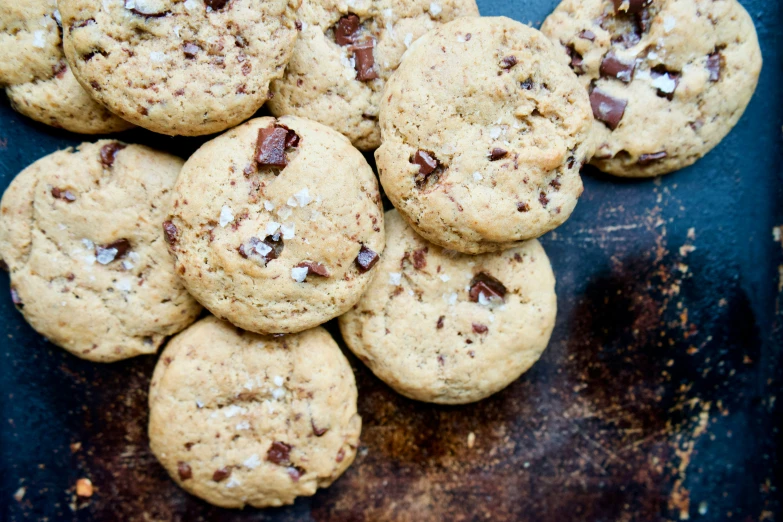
(0, 0), (761, 510)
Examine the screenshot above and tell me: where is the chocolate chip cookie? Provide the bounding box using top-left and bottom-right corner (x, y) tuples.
(166, 115), (385, 334)
(268, 0), (479, 150)
(148, 316), (361, 508)
(542, 0), (762, 177)
(339, 210), (557, 404)
(0, 0), (132, 133)
(0, 141), (202, 362)
(376, 16), (594, 254)
(58, 0), (299, 136)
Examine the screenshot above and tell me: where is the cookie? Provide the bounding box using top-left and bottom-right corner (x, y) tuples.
(339, 210), (557, 404)
(58, 0), (299, 136)
(376, 16), (594, 254)
(166, 115), (385, 334)
(541, 0), (762, 177)
(0, 140), (202, 362)
(148, 316), (361, 508)
(268, 0), (479, 151)
(0, 0), (132, 133)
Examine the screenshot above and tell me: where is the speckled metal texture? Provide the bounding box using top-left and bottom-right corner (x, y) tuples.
(1, 1), (781, 520)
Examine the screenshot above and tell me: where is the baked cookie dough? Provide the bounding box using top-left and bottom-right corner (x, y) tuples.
(339, 210), (557, 404)
(541, 0), (762, 177)
(166, 115), (385, 334)
(0, 0), (132, 133)
(148, 316), (361, 508)
(376, 16), (594, 254)
(268, 0), (479, 150)
(0, 141), (202, 362)
(58, 0), (299, 136)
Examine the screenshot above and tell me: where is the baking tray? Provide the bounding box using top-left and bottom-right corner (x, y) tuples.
(2, 0), (781, 520)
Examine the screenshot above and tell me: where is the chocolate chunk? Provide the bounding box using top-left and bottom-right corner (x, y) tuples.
(335, 448), (346, 462)
(489, 148), (508, 161)
(124, 0), (169, 17)
(212, 467), (231, 482)
(539, 192), (549, 206)
(312, 421), (328, 437)
(100, 142), (126, 167)
(589, 88), (627, 130)
(468, 273), (507, 303)
(283, 127), (300, 148)
(295, 261), (329, 277)
(100, 239), (131, 259)
(638, 151), (667, 165)
(412, 150), (438, 175)
(612, 0), (651, 15)
(267, 441), (292, 466)
(500, 55), (518, 70)
(239, 235), (284, 265)
(516, 202), (529, 212)
(335, 14), (360, 46)
(565, 45), (584, 73)
(163, 221), (178, 245)
(10, 288), (23, 308)
(706, 52), (722, 82)
(53, 61), (68, 79)
(205, 0), (229, 10)
(295, 20), (302, 31)
(355, 245), (379, 273)
(520, 79), (534, 90)
(353, 41), (378, 81)
(183, 43), (200, 58)
(287, 466), (305, 482)
(579, 29), (596, 41)
(600, 51), (635, 82)
(412, 248), (427, 270)
(255, 126), (289, 167)
(177, 462), (192, 480)
(550, 179), (561, 190)
(472, 323), (488, 334)
(650, 65), (680, 100)
(51, 187), (77, 202)
(437, 316), (445, 329)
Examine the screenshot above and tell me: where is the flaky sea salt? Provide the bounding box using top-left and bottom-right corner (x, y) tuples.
(196, 400), (204, 408)
(222, 405), (246, 418)
(82, 239), (94, 250)
(235, 421), (251, 431)
(32, 30), (46, 49)
(243, 454), (261, 469)
(281, 223), (295, 240)
(663, 16), (676, 32)
(272, 387), (286, 399)
(266, 221), (281, 235)
(293, 188), (312, 207)
(149, 51), (165, 62)
(263, 200), (275, 211)
(448, 292), (458, 305)
(277, 206), (292, 220)
(473, 172), (483, 182)
(429, 2), (442, 15)
(219, 205), (234, 227)
(291, 266), (308, 282)
(96, 248), (118, 265)
(651, 73), (677, 94)
(273, 375), (284, 387)
(183, 0), (199, 10)
(389, 272), (402, 286)
(116, 278), (132, 292)
(404, 33), (413, 48)
(225, 477), (241, 489)
(440, 274), (450, 282)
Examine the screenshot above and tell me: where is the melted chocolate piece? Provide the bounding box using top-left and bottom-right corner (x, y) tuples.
(517, 202), (530, 212)
(706, 52), (722, 82)
(355, 245), (379, 273)
(163, 221), (178, 245)
(334, 14), (360, 46)
(353, 40), (378, 81)
(500, 55), (518, 70)
(100, 142), (126, 167)
(312, 421), (328, 437)
(612, 0), (651, 15)
(287, 466), (305, 482)
(239, 234), (284, 266)
(638, 151), (668, 166)
(177, 462), (192, 480)
(51, 187), (77, 202)
(590, 88), (627, 130)
(520, 78), (534, 90)
(565, 45), (584, 73)
(539, 192), (549, 206)
(472, 323), (488, 334)
(489, 148), (508, 161)
(412, 248), (427, 270)
(205, 0), (229, 10)
(212, 467), (231, 482)
(411, 150), (442, 188)
(267, 441), (292, 466)
(579, 29), (596, 41)
(437, 316), (445, 329)
(600, 51), (635, 82)
(183, 43), (200, 58)
(99, 239), (131, 259)
(468, 273), (507, 303)
(295, 261), (329, 277)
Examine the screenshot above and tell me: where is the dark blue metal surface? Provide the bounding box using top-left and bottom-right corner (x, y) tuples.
(1, 0), (781, 520)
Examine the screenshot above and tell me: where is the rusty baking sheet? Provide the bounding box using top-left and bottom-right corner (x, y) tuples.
(1, 0), (781, 520)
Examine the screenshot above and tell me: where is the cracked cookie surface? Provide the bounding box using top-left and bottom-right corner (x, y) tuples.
(0, 0), (132, 133)
(268, 0), (479, 151)
(541, 0), (762, 177)
(58, 0), (299, 136)
(167, 115), (385, 335)
(0, 140), (202, 362)
(148, 315), (361, 508)
(376, 16), (594, 254)
(338, 210), (557, 404)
